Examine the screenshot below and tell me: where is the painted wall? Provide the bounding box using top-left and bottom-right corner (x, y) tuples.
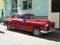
(32, 0), (48, 16)
(4, 0), (48, 17)
(0, 0), (3, 21)
(4, 0), (11, 18)
(18, 0), (48, 16)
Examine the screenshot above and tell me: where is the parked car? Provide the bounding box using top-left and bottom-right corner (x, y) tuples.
(3, 13), (55, 36)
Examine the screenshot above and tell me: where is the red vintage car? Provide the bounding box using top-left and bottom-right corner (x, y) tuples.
(3, 13), (55, 36)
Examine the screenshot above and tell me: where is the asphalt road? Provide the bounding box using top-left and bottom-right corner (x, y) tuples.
(0, 23), (60, 45)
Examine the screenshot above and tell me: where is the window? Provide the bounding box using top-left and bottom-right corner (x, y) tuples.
(14, 15), (18, 18)
(23, 0), (32, 10)
(11, 0), (17, 8)
(27, 14), (35, 19)
(23, 14), (35, 19)
(12, 15), (18, 18)
(20, 16), (25, 19)
(23, 1), (28, 9)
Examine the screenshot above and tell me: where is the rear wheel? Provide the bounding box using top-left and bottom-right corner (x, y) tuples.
(7, 23), (12, 30)
(33, 27), (42, 37)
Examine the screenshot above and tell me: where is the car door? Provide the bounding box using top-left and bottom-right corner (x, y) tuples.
(15, 14), (31, 31)
(11, 14), (20, 28)
(24, 15), (33, 32)
(21, 14), (33, 32)
(15, 15), (26, 30)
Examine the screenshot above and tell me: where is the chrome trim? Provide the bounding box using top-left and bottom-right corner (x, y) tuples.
(41, 29), (55, 34)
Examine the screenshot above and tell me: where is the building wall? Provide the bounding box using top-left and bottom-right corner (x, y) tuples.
(4, 0), (48, 17)
(32, 0), (48, 16)
(48, 0), (60, 28)
(17, 0), (32, 14)
(18, 0), (48, 16)
(0, 0), (3, 21)
(4, 0), (11, 18)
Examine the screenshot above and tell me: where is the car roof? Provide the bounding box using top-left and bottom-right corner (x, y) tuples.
(12, 13), (34, 16)
(13, 13), (28, 14)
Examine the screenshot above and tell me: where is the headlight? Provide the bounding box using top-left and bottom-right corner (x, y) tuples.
(45, 24), (49, 27)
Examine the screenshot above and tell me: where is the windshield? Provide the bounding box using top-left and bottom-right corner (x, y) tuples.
(20, 14), (37, 19)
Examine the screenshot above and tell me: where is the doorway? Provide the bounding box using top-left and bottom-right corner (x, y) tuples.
(11, 0), (17, 14)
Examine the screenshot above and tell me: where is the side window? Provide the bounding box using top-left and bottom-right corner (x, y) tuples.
(11, 15), (14, 18)
(20, 16), (25, 19)
(13, 15), (18, 18)
(25, 15), (29, 19)
(27, 14), (35, 19)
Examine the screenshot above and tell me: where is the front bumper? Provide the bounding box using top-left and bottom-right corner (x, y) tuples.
(41, 29), (55, 34)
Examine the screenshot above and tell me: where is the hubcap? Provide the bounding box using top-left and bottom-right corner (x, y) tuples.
(7, 24), (10, 29)
(33, 28), (40, 36)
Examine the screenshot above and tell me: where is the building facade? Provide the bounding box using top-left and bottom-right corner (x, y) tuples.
(4, 0), (48, 17)
(0, 0), (4, 21)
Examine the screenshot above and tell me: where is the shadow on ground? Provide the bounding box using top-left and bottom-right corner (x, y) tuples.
(7, 29), (60, 42)
(0, 31), (5, 34)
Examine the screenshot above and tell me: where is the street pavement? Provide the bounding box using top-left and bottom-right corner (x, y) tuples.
(0, 23), (60, 45)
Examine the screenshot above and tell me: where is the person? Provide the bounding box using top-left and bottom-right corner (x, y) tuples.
(2, 9), (4, 21)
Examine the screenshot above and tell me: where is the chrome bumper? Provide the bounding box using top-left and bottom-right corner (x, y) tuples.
(41, 29), (55, 34)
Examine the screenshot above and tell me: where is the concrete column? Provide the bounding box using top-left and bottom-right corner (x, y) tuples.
(48, 0), (52, 21)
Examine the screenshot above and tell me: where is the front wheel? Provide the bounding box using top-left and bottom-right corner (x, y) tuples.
(33, 27), (42, 37)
